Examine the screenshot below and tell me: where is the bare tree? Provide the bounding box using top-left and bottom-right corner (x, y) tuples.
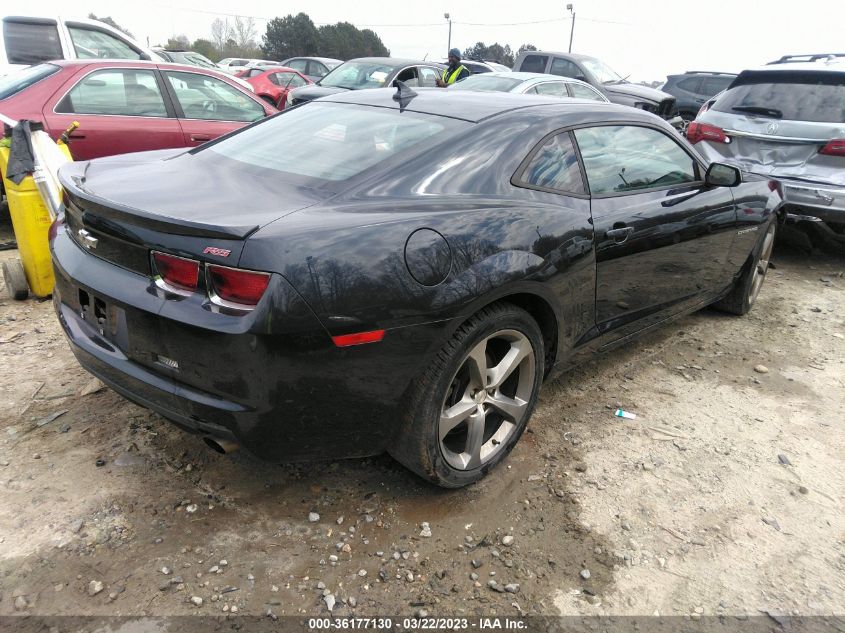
(232, 16), (257, 50)
(210, 18), (233, 53)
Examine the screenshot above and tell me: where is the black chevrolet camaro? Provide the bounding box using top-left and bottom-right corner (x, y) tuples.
(51, 88), (782, 487)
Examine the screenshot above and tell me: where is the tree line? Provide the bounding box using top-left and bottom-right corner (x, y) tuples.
(94, 12), (536, 66)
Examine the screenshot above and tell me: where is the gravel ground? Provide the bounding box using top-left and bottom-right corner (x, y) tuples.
(0, 221), (843, 620)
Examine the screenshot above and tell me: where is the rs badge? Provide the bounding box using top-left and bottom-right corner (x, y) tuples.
(203, 246), (231, 257)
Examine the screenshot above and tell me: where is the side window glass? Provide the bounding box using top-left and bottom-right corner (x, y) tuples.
(67, 26), (142, 60)
(520, 55), (549, 74)
(524, 86), (539, 94)
(677, 77), (703, 93)
(287, 59), (308, 72)
(3, 21), (62, 64)
(166, 71), (264, 122)
(268, 73), (281, 86)
(569, 83), (604, 101)
(701, 76), (732, 95)
(419, 67), (439, 87)
(519, 132), (585, 194)
(574, 126), (697, 195)
(394, 67), (419, 87)
(534, 82), (569, 97)
(55, 69), (167, 117)
(549, 58), (582, 79)
(287, 74), (307, 88)
(309, 61), (327, 76)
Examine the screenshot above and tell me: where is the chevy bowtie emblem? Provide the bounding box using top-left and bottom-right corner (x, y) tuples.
(77, 228), (98, 250)
(766, 122), (779, 135)
(203, 246), (231, 257)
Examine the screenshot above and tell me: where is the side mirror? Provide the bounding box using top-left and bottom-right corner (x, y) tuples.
(705, 162), (741, 187)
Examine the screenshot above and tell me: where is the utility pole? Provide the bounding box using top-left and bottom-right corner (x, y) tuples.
(567, 4), (575, 53)
(444, 13), (452, 52)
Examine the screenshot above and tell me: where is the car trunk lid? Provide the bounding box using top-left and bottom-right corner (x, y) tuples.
(59, 148), (329, 274)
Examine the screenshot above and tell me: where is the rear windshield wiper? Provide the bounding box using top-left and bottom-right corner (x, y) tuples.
(731, 105), (783, 119)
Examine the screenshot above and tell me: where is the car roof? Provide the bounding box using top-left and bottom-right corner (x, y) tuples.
(740, 59), (845, 74)
(284, 56), (343, 63)
(517, 51), (597, 61)
(318, 86), (633, 123)
(345, 57), (436, 67)
(43, 58), (245, 78)
(478, 71), (577, 82)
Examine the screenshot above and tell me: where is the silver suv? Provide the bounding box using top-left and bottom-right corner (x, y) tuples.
(687, 58), (845, 247)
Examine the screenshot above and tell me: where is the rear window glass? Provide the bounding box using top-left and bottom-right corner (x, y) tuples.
(449, 74), (523, 92)
(0, 62), (60, 100)
(3, 20), (62, 65)
(714, 73), (845, 123)
(206, 103), (464, 182)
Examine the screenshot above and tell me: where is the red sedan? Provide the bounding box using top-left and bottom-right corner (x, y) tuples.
(0, 60), (276, 161)
(236, 66), (312, 109)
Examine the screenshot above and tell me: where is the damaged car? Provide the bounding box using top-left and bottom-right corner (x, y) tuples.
(688, 59), (845, 248)
(51, 88), (782, 487)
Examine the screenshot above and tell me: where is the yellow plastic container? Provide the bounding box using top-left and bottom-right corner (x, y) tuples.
(0, 142), (71, 298)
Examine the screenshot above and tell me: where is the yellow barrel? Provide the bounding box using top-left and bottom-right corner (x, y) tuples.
(0, 142), (71, 298)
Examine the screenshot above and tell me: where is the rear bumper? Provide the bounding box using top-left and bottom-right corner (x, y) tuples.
(51, 228), (447, 461)
(779, 180), (845, 223)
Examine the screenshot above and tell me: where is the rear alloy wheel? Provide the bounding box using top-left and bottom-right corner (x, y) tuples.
(713, 220), (776, 315)
(390, 303), (543, 487)
(2, 259), (28, 301)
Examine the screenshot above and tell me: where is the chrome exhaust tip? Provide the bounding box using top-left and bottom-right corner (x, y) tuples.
(203, 436), (239, 454)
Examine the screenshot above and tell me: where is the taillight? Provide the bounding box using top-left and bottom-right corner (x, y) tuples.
(207, 264), (270, 308)
(152, 251), (200, 293)
(820, 139), (845, 156)
(332, 330), (385, 348)
(686, 121), (729, 145)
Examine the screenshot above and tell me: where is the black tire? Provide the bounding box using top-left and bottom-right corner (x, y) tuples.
(712, 220), (776, 315)
(390, 302), (544, 488)
(2, 258), (29, 300)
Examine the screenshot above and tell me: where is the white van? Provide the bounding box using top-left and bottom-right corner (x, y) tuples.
(1, 15), (162, 76)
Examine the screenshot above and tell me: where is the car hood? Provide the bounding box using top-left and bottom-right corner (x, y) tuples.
(605, 82), (673, 103)
(59, 148), (330, 239)
(697, 111), (845, 186)
(291, 85), (351, 101)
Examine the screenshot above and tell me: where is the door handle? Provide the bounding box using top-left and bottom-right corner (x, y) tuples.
(190, 134), (211, 142)
(606, 226), (634, 243)
(68, 132), (86, 139)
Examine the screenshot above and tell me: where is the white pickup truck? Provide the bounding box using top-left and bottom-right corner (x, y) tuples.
(1, 15), (162, 76)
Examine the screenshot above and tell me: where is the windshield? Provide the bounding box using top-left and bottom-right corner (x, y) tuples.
(714, 76), (845, 123)
(207, 102), (465, 182)
(581, 58), (624, 84)
(173, 52), (217, 69)
(0, 63), (60, 100)
(319, 61), (397, 89)
(449, 75), (524, 92)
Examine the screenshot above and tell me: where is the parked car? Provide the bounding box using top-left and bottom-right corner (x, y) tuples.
(217, 58), (282, 74)
(280, 56), (343, 82)
(50, 88), (782, 487)
(661, 71), (736, 120)
(512, 50), (682, 126)
(286, 57), (444, 107)
(1, 15), (162, 76)
(688, 59), (845, 248)
(155, 50), (254, 93)
(0, 60), (275, 161)
(242, 66), (312, 108)
(449, 71), (608, 101)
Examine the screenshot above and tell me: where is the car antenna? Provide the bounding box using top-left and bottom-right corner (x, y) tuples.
(393, 80), (418, 111)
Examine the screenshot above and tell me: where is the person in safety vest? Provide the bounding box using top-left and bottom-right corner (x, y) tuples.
(436, 48), (470, 87)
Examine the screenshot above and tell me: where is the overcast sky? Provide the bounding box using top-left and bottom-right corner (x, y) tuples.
(35, 0), (843, 80)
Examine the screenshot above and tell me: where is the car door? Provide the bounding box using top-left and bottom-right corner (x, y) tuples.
(44, 66), (183, 161)
(572, 123), (737, 339)
(162, 69), (269, 146)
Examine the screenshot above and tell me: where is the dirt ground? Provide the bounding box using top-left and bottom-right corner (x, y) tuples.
(0, 216), (843, 622)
